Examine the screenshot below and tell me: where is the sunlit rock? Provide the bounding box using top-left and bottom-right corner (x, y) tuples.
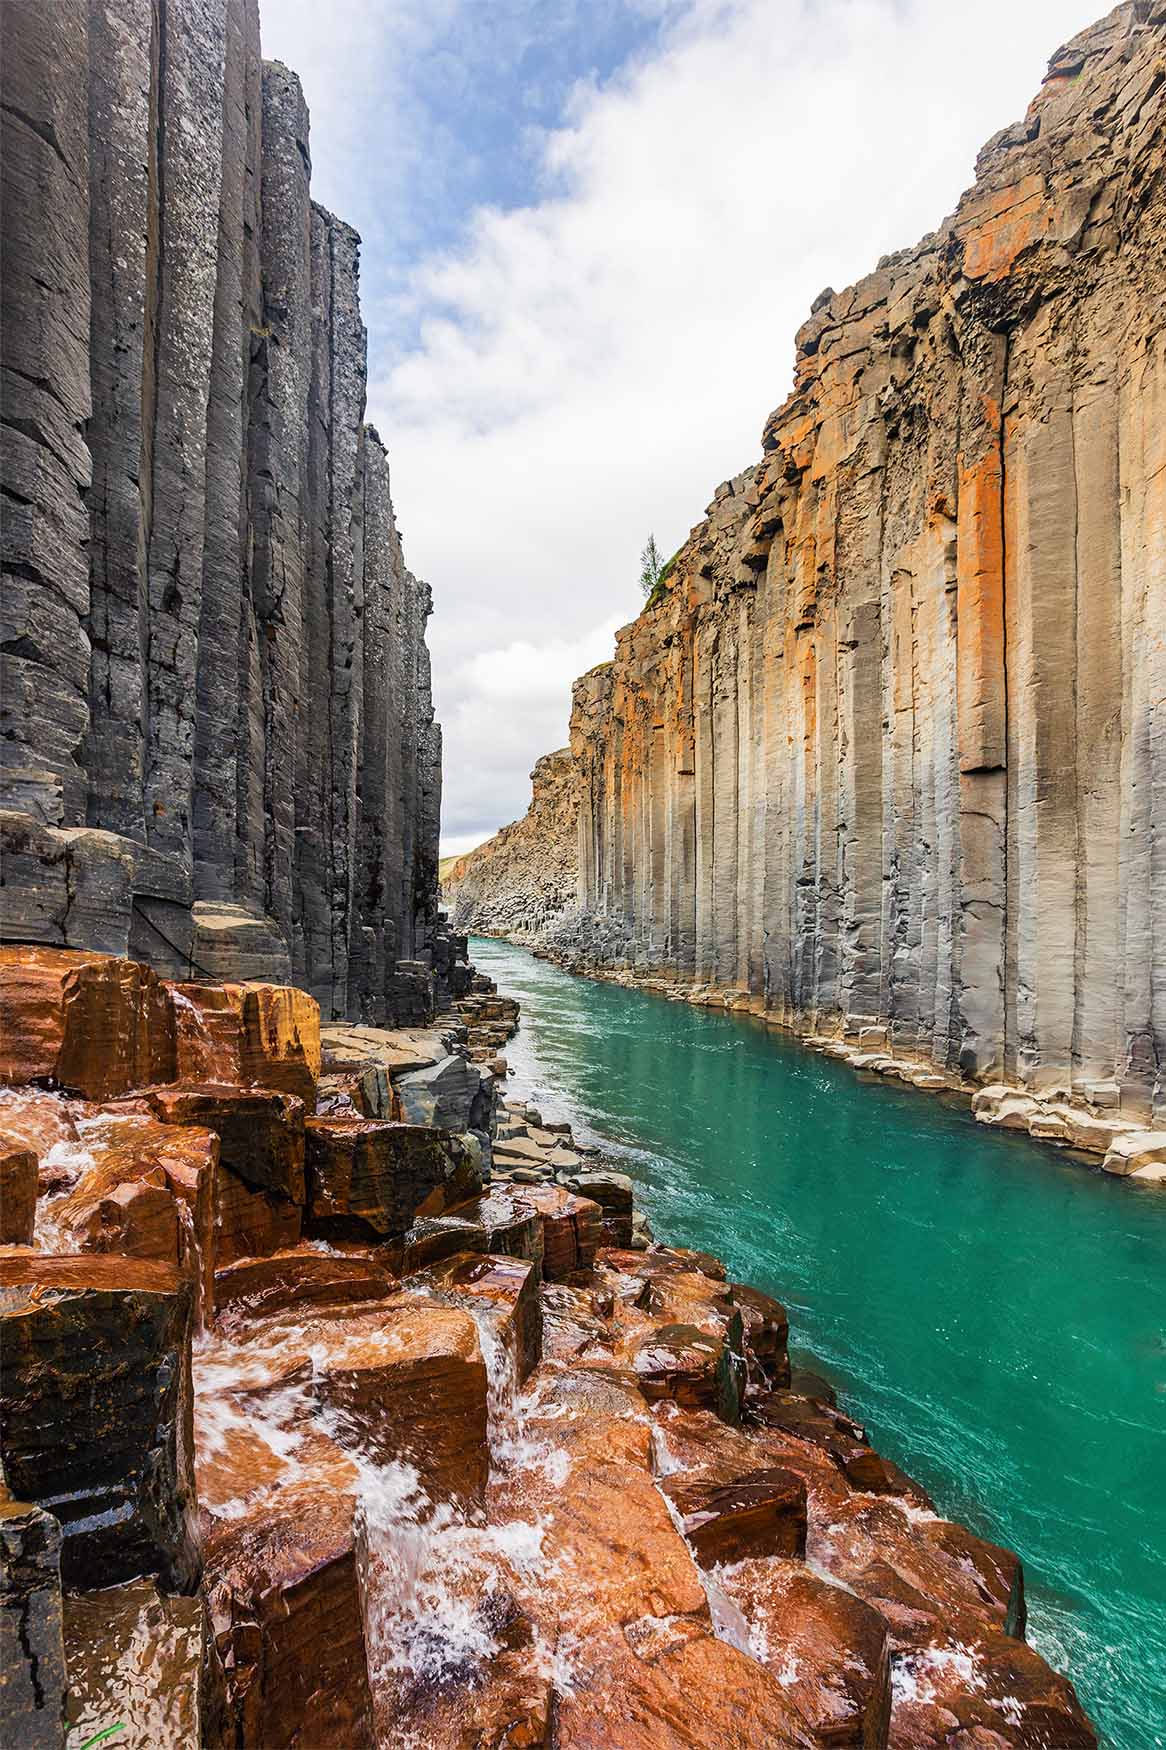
(0, 946), (175, 1099)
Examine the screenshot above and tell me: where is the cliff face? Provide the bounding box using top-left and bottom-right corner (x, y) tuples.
(443, 749), (579, 941)
(0, 0), (441, 1022)
(559, 3), (1166, 1121)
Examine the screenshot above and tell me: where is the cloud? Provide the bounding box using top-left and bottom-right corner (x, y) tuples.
(262, 0), (1102, 851)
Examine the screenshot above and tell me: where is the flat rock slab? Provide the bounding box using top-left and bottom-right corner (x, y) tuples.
(63, 1580), (210, 1749)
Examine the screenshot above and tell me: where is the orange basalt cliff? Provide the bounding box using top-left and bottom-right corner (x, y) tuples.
(522, 3), (1165, 1124)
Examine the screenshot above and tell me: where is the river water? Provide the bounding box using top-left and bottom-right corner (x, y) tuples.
(470, 936), (1166, 1750)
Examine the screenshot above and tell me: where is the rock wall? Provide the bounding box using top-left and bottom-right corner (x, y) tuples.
(0, 0), (441, 1021)
(443, 749), (580, 942)
(560, 3), (1166, 1122)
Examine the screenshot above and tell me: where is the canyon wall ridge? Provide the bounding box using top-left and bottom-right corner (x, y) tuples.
(1, 0), (442, 1022)
(444, 749), (580, 944)
(471, 2), (1166, 1132)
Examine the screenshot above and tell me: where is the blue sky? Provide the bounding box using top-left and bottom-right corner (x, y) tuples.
(260, 0), (1103, 856)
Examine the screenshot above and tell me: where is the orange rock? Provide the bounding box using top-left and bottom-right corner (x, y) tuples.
(212, 1167), (302, 1269)
(0, 946), (175, 1099)
(304, 1299), (489, 1508)
(202, 1476), (374, 1750)
(659, 1466), (806, 1567)
(715, 1557), (891, 1749)
(304, 1116), (481, 1241)
(401, 1185), (542, 1273)
(521, 1182), (602, 1279)
(889, 1628), (1096, 1748)
(213, 1245), (395, 1331)
(406, 1250), (543, 1385)
(0, 1087), (86, 1164)
(0, 1253), (198, 1590)
(168, 980), (321, 1104)
(120, 1083), (305, 1202)
(490, 1369), (815, 1750)
(0, 1138), (36, 1244)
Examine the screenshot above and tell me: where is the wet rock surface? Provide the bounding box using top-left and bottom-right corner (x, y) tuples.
(0, 943), (1096, 1744)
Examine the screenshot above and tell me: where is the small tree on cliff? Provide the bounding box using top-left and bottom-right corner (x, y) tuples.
(639, 534), (664, 598)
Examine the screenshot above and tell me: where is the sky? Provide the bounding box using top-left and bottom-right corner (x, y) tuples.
(259, 0), (1101, 857)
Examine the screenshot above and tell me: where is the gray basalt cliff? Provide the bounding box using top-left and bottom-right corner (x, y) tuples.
(0, 0), (442, 1021)
(443, 749), (579, 943)
(515, 4), (1166, 1125)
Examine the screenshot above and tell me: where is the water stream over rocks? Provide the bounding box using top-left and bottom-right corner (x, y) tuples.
(469, 934), (1166, 1750)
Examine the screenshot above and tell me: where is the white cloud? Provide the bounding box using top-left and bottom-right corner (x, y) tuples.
(262, 0), (1103, 851)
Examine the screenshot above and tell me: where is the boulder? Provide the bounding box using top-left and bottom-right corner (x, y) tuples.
(630, 1318), (747, 1422)
(659, 1465), (807, 1566)
(0, 946), (175, 1099)
(1101, 1129), (1166, 1179)
(0, 1137), (37, 1244)
(304, 1117), (481, 1242)
(567, 1168), (634, 1245)
(119, 1083), (305, 1202)
(405, 1251), (543, 1386)
(889, 1628), (1097, 1747)
(715, 1557), (892, 1748)
(0, 1498), (66, 1750)
(202, 1480), (374, 1750)
(0, 1254), (198, 1588)
(726, 1281), (791, 1386)
(490, 1368), (815, 1750)
(305, 1300), (489, 1507)
(401, 1185), (542, 1273)
(520, 1183), (603, 1280)
(394, 1050), (493, 1133)
(168, 980), (321, 1104)
(63, 1580), (213, 1748)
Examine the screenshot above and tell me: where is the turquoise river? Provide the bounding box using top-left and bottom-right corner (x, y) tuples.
(469, 936), (1166, 1750)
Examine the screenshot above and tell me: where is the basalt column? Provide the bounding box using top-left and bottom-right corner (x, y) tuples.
(0, 0), (443, 1023)
(563, 4), (1166, 1123)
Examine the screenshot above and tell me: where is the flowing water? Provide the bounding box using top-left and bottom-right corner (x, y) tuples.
(470, 935), (1166, 1750)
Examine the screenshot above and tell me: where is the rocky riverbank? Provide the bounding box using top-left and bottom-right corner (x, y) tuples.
(457, 4), (1166, 1181)
(1, 942), (1097, 1747)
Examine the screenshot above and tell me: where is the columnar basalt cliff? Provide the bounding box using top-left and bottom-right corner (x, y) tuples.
(444, 749), (580, 942)
(1, 0), (441, 1021)
(545, 5), (1166, 1128)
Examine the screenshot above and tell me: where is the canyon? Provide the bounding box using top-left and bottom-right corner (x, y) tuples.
(447, 0), (1166, 1175)
(0, 1), (1156, 1745)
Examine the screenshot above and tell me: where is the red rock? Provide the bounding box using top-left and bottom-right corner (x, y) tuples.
(304, 1116), (481, 1241)
(659, 1465), (807, 1566)
(726, 1281), (791, 1386)
(0, 1254), (198, 1589)
(630, 1316), (746, 1421)
(213, 1245), (394, 1329)
(521, 1182), (602, 1279)
(0, 946), (175, 1099)
(120, 1082), (305, 1201)
(598, 1243), (728, 1282)
(401, 1184), (542, 1272)
(202, 1478), (374, 1750)
(168, 980), (321, 1104)
(715, 1557), (892, 1749)
(888, 1628), (1096, 1747)
(304, 1299), (488, 1508)
(810, 1494), (1025, 1649)
(406, 1250), (543, 1385)
(0, 1138), (37, 1244)
(43, 1112), (218, 1329)
(490, 1369), (815, 1749)
(212, 1167), (302, 1269)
